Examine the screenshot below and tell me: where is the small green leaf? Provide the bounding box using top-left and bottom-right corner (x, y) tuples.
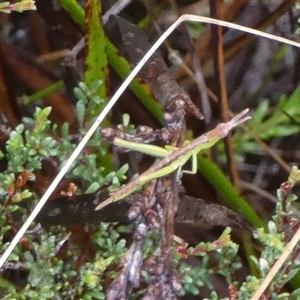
(59, 0), (84, 25)
(61, 123), (69, 139)
(83, 271), (99, 288)
(76, 101), (86, 127)
(40, 286), (54, 298)
(84, 0), (107, 119)
(21, 189), (32, 199)
(85, 182), (100, 193)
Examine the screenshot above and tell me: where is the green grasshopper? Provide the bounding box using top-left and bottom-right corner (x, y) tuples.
(95, 109), (250, 211)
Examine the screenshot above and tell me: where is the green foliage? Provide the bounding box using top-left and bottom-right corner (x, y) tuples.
(1, 225), (127, 299)
(6, 107), (57, 173)
(237, 167), (300, 299)
(171, 167), (300, 299)
(59, 0), (85, 26)
(0, 81), (128, 298)
(74, 81), (105, 126)
(0, 107), (59, 216)
(235, 88), (300, 153)
(251, 88), (300, 139)
(73, 81), (128, 192)
(174, 228), (241, 297)
(84, 0), (107, 112)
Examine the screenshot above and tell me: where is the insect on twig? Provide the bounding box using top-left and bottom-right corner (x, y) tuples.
(96, 109), (251, 210)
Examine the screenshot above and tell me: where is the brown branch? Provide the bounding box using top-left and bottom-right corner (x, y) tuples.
(210, 0), (241, 190)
